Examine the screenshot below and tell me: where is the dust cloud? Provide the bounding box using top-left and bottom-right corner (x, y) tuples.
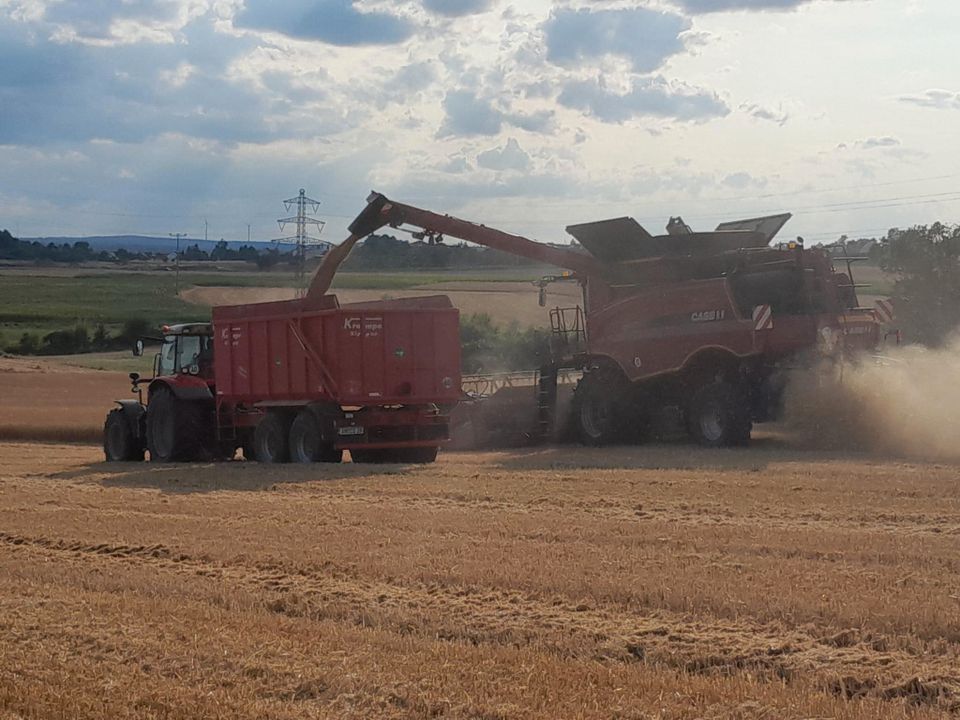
(785, 338), (960, 460)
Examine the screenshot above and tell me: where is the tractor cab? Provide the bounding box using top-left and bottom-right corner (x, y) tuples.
(136, 323), (215, 382)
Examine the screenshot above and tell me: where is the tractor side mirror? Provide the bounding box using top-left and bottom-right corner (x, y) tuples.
(133, 339), (144, 357)
(538, 286), (547, 307)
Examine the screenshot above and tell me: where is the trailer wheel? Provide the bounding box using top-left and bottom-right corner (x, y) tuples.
(571, 370), (629, 446)
(289, 410), (342, 463)
(253, 411), (291, 463)
(103, 408), (144, 462)
(146, 389), (206, 462)
(686, 380), (752, 448)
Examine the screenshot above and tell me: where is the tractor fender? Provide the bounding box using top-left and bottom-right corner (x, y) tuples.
(113, 399), (146, 439)
(148, 377), (214, 402)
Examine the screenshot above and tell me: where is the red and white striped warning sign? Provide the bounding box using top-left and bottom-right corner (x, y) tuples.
(752, 304), (774, 331)
(875, 298), (895, 324)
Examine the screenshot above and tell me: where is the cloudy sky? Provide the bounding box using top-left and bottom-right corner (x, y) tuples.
(1, 0), (958, 246)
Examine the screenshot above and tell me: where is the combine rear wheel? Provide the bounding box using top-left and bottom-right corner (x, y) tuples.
(103, 408), (143, 461)
(146, 389), (208, 462)
(253, 411), (291, 463)
(289, 410), (343, 463)
(686, 380), (752, 448)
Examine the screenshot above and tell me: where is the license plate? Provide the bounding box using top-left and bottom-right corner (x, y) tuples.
(338, 426), (365, 436)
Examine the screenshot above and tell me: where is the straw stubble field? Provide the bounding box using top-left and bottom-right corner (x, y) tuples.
(1, 433), (959, 718)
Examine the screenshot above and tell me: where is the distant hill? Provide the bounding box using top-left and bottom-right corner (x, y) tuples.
(22, 235), (303, 254)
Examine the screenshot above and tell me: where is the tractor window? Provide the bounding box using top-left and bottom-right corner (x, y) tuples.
(158, 337), (177, 376)
(177, 335), (201, 372)
(176, 335), (212, 373)
(157, 334), (213, 376)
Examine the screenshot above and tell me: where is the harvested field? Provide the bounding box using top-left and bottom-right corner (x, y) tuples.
(1, 439), (959, 718)
(0, 356), (126, 442)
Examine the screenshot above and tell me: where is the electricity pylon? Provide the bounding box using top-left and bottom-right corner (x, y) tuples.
(276, 188), (326, 297)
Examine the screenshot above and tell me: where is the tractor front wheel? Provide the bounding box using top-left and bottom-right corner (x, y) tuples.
(103, 408), (144, 462)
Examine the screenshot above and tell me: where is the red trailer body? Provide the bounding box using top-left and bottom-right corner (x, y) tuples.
(211, 294), (461, 455)
(212, 295), (460, 407)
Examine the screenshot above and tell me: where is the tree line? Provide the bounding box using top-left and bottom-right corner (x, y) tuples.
(1, 228), (546, 271)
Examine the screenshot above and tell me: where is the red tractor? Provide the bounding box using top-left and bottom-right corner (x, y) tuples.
(335, 192), (885, 447)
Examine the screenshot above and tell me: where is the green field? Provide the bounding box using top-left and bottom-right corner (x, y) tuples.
(0, 273), (203, 348)
(0, 267), (544, 351)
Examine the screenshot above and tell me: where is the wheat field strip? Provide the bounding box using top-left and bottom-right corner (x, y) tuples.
(2, 442), (960, 717)
(2, 532), (958, 715)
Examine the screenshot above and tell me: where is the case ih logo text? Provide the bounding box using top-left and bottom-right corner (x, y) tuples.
(691, 310), (725, 323)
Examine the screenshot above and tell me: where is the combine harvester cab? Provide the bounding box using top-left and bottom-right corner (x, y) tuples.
(104, 294), (461, 464)
(342, 192), (887, 449)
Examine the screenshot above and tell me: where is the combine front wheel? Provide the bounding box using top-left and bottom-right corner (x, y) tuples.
(571, 371), (629, 446)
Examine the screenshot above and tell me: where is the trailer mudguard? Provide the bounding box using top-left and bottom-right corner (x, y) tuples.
(113, 399), (146, 439)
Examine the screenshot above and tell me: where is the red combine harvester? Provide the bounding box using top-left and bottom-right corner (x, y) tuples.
(334, 192), (886, 447)
(103, 293), (460, 463)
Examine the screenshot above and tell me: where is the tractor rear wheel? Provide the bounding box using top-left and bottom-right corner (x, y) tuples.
(146, 389), (208, 462)
(103, 408), (143, 461)
(571, 370), (630, 446)
(253, 411), (291, 463)
(289, 410), (343, 464)
(686, 380), (752, 448)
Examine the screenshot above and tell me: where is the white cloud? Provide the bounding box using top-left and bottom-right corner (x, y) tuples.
(740, 102), (789, 125)
(436, 89), (555, 138)
(476, 138), (531, 171)
(856, 136), (901, 149)
(544, 7), (690, 73)
(422, 0), (494, 17)
(558, 76), (729, 123)
(674, 0), (855, 13)
(236, 0), (415, 46)
(437, 90), (503, 137)
(898, 89), (960, 110)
